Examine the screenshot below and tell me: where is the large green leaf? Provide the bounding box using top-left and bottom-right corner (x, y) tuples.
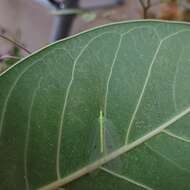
(1, 20), (190, 190)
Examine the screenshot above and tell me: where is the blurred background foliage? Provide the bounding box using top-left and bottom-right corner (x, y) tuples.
(1, 0), (190, 72)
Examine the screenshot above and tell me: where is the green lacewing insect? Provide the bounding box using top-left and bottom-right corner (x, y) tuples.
(88, 111), (123, 172)
(88, 112), (121, 156)
(99, 110), (104, 153)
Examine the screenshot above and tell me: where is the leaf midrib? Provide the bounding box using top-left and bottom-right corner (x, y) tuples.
(40, 28), (190, 190)
(39, 106), (190, 190)
(1, 27), (190, 190)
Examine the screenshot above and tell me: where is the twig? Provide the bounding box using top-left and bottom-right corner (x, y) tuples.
(50, 0), (80, 41)
(0, 55), (21, 61)
(0, 34), (31, 54)
(48, 0), (65, 9)
(50, 0), (124, 41)
(51, 8), (83, 16)
(52, 3), (124, 16)
(139, 0), (151, 19)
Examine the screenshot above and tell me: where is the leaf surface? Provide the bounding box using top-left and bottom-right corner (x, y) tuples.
(1, 20), (190, 190)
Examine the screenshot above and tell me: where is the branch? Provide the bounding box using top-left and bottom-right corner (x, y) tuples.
(48, 0), (63, 9)
(52, 2), (125, 16)
(139, 0), (151, 9)
(50, 0), (80, 41)
(0, 55), (21, 61)
(0, 34), (31, 54)
(139, 0), (151, 19)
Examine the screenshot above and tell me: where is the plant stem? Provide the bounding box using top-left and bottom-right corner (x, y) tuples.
(139, 0), (151, 19)
(0, 34), (31, 54)
(0, 55), (21, 60)
(52, 2), (125, 16)
(51, 0), (80, 41)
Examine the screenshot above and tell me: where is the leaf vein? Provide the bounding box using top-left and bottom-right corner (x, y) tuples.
(172, 48), (183, 112)
(125, 29), (190, 144)
(55, 31), (120, 179)
(40, 106), (190, 190)
(0, 59), (44, 138)
(100, 167), (154, 190)
(163, 130), (190, 144)
(24, 78), (43, 190)
(145, 143), (190, 173)
(125, 39), (162, 144)
(104, 34), (123, 118)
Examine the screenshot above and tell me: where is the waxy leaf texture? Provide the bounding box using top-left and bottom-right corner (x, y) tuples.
(1, 20), (190, 190)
